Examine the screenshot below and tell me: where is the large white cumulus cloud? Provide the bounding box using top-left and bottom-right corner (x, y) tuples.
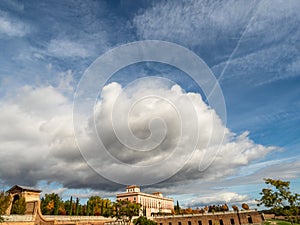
(0, 79), (277, 191)
(84, 81), (276, 185)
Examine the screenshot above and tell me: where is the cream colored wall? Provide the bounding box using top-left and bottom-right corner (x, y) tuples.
(5, 190), (41, 215)
(22, 191), (40, 202)
(118, 193), (173, 217)
(2, 222), (34, 225)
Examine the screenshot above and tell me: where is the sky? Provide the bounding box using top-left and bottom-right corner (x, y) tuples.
(0, 0), (300, 209)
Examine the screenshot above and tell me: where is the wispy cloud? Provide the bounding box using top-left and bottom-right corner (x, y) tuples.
(47, 39), (91, 58)
(0, 11), (30, 37)
(133, 0), (300, 84)
(133, 0), (258, 62)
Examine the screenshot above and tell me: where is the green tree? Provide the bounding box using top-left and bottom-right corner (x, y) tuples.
(114, 199), (141, 224)
(11, 196), (26, 215)
(53, 195), (60, 215)
(257, 178), (300, 224)
(75, 198), (80, 216)
(69, 196), (73, 215)
(134, 216), (157, 225)
(0, 191), (11, 222)
(103, 200), (113, 217)
(86, 196), (113, 216)
(41, 193), (63, 215)
(88, 196), (101, 216)
(86, 201), (90, 216)
(174, 200), (180, 214)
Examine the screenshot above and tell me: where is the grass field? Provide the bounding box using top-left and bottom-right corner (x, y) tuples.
(264, 219), (300, 225)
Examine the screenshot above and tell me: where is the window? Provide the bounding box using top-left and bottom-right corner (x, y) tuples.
(208, 220), (212, 225)
(230, 219), (235, 225)
(169, 222), (172, 225)
(188, 221), (192, 225)
(178, 222), (182, 225)
(219, 220), (224, 225)
(160, 223), (163, 225)
(198, 221), (202, 225)
(247, 216), (253, 224)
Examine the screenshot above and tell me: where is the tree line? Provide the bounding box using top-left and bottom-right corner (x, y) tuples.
(40, 196), (151, 225)
(173, 200), (251, 215)
(0, 178), (299, 225)
(40, 194), (140, 218)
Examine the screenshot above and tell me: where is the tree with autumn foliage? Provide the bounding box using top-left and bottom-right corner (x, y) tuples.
(221, 204), (229, 211)
(86, 196), (112, 216)
(241, 203), (249, 210)
(41, 193), (63, 215)
(232, 205), (239, 211)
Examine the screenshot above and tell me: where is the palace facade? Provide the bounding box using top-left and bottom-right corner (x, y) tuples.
(116, 185), (174, 217)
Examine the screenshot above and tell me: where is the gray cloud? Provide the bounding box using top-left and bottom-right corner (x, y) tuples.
(0, 79), (282, 197)
(0, 79), (299, 206)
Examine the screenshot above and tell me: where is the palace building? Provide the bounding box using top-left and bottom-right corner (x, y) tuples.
(116, 185), (174, 217)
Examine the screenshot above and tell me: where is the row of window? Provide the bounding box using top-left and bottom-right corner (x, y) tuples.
(160, 218), (236, 225)
(119, 196), (172, 210)
(134, 196), (172, 209)
(160, 216), (254, 225)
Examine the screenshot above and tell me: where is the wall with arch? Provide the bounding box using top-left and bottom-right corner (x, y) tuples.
(153, 210), (263, 225)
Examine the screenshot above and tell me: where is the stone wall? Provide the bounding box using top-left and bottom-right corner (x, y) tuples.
(43, 215), (114, 225)
(1, 215), (35, 225)
(153, 210), (263, 225)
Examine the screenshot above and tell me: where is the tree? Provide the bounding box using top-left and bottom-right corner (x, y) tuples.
(221, 204), (229, 211)
(69, 196), (73, 216)
(114, 199), (141, 224)
(53, 195), (60, 215)
(182, 207), (193, 214)
(232, 205), (239, 211)
(103, 200), (113, 217)
(75, 198), (80, 216)
(174, 201), (180, 214)
(86, 201), (90, 216)
(0, 191), (11, 222)
(257, 178), (300, 225)
(86, 196), (113, 217)
(241, 203), (249, 210)
(134, 216), (157, 225)
(41, 193), (63, 215)
(11, 196), (26, 215)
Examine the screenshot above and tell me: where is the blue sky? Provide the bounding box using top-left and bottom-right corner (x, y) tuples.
(0, 0), (299, 208)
